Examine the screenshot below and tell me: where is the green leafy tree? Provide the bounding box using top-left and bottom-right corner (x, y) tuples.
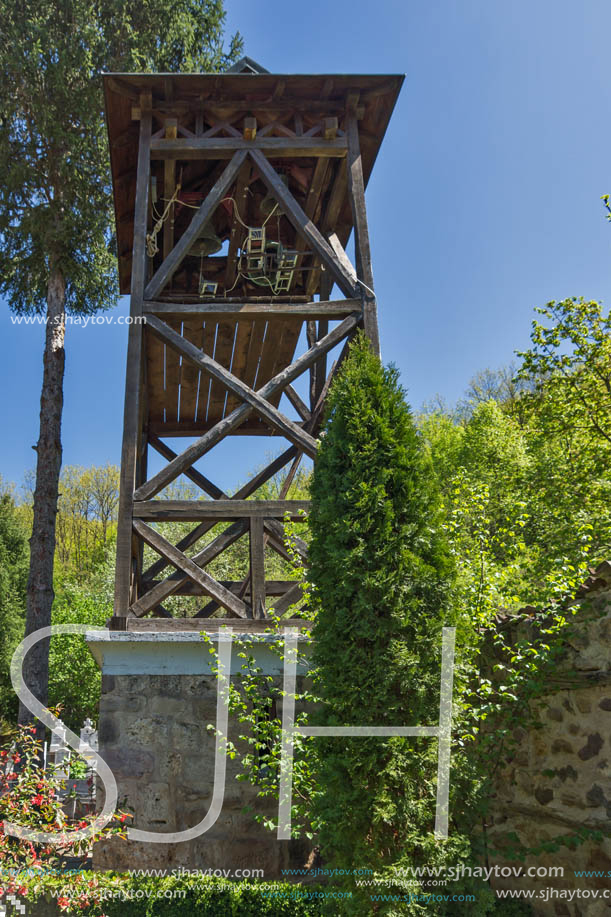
(307, 335), (475, 911)
(48, 586), (111, 730)
(0, 0), (242, 729)
(0, 492), (29, 725)
(516, 297), (611, 449)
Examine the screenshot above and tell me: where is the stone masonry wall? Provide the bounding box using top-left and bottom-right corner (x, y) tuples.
(93, 672), (309, 877)
(487, 564), (611, 915)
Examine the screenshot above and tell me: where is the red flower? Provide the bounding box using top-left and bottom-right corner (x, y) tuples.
(13, 755), (20, 764)
(31, 794), (44, 806)
(36, 781), (46, 790)
(57, 897), (70, 910)
(119, 814), (128, 823)
(78, 820), (88, 829)
(18, 885), (27, 895)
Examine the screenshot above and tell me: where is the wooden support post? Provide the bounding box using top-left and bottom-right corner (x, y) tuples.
(324, 117), (338, 140)
(314, 272), (332, 406)
(114, 95), (152, 616)
(249, 517), (266, 619)
(346, 113), (379, 355)
(162, 118), (178, 260)
(224, 160), (250, 289)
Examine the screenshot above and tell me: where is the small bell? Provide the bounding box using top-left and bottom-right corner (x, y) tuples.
(260, 174), (288, 216)
(189, 223), (222, 257)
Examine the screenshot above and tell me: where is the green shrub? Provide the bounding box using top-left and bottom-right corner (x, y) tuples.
(307, 334), (481, 913)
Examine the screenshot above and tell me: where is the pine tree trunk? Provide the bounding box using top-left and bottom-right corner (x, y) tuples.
(18, 266), (66, 735)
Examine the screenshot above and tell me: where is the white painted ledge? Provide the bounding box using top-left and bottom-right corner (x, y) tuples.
(85, 630), (310, 676)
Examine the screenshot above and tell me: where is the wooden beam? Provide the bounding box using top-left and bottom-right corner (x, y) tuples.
(146, 315), (319, 458)
(312, 271), (332, 408)
(162, 118), (178, 259)
(133, 519), (248, 617)
(134, 313), (359, 500)
(141, 444), (299, 583)
(324, 117), (338, 140)
(112, 617), (312, 633)
(148, 433), (224, 499)
(143, 298), (360, 319)
(224, 160), (250, 289)
(250, 150), (358, 300)
(138, 580), (298, 598)
(133, 499), (310, 521)
(327, 232), (357, 284)
(284, 385), (311, 423)
(249, 516), (266, 619)
(134, 516), (305, 618)
(150, 136), (347, 159)
(113, 99), (152, 616)
(132, 520), (247, 617)
(290, 155), (330, 293)
(144, 150), (248, 300)
(346, 115), (379, 354)
(306, 160), (348, 297)
(272, 582), (305, 617)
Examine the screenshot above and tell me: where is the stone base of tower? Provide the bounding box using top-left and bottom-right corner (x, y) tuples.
(86, 628), (311, 876)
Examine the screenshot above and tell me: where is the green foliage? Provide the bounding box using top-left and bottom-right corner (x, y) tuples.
(307, 334), (478, 912)
(0, 493), (29, 724)
(53, 465), (120, 580)
(202, 620), (317, 840)
(0, 0), (242, 314)
(48, 585), (111, 730)
(19, 873), (341, 917)
(420, 297), (611, 609)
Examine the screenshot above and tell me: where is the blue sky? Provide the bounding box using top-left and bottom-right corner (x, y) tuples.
(2, 0), (611, 493)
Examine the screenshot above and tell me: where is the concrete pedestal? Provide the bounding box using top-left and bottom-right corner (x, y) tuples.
(86, 626), (311, 877)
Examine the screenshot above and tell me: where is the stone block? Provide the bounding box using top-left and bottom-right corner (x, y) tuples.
(103, 746), (155, 780)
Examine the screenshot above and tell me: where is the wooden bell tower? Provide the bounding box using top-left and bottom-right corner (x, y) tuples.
(104, 61), (403, 629)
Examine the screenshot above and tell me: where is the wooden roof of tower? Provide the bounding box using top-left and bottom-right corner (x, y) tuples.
(103, 71), (404, 296)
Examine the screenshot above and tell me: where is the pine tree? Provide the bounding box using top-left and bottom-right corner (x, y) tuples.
(0, 0), (241, 728)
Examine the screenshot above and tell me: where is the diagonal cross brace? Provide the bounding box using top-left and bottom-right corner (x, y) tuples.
(146, 314), (318, 458)
(133, 519), (248, 618)
(250, 149), (358, 300)
(144, 150), (248, 300)
(134, 313), (359, 501)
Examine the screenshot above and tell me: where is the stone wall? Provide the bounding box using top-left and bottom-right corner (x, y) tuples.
(89, 634), (310, 878)
(487, 563), (611, 914)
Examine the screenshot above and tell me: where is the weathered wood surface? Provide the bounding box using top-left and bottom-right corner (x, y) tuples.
(132, 519), (247, 617)
(346, 114), (379, 353)
(134, 313), (359, 500)
(110, 617), (313, 632)
(114, 102), (152, 615)
(143, 299), (360, 319)
(146, 315), (318, 457)
(144, 150), (248, 299)
(150, 136), (347, 159)
(132, 499), (310, 521)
